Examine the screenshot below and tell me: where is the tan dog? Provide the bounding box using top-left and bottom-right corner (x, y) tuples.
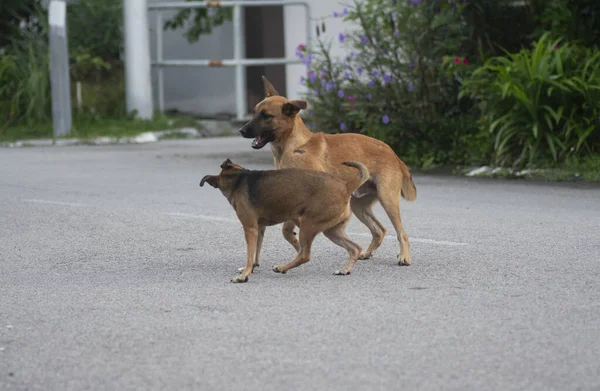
(200, 158), (370, 283)
(238, 76), (417, 266)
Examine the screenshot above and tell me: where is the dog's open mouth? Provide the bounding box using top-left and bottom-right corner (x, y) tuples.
(251, 135), (269, 149)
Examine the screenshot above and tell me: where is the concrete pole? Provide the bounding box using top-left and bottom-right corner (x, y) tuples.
(48, 0), (72, 137)
(123, 0), (154, 119)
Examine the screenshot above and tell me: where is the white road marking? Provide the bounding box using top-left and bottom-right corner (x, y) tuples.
(166, 212), (468, 246)
(22, 200), (467, 246)
(349, 232), (467, 246)
(23, 199), (89, 207)
(164, 212), (237, 223)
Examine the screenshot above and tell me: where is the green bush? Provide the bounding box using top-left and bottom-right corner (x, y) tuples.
(299, 0), (484, 168)
(461, 33), (600, 169)
(0, 5), (51, 126)
(533, 0), (600, 48)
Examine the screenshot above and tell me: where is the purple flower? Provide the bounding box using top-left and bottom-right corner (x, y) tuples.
(347, 95), (356, 102)
(342, 8), (348, 16)
(313, 89), (319, 96)
(302, 54), (313, 65)
(300, 76), (306, 84)
(338, 32), (345, 43)
(368, 93), (373, 101)
(337, 89), (345, 98)
(309, 71), (316, 83)
(408, 0), (422, 5)
(321, 79), (327, 87)
(340, 122), (346, 131)
(360, 36), (368, 44)
(383, 74), (392, 84)
(326, 83), (333, 92)
(368, 80), (375, 87)
(382, 115), (390, 124)
(344, 71), (350, 79)
(372, 70), (379, 77)
(357, 67), (364, 75)
(350, 51), (357, 58)
(296, 51), (304, 59)
(408, 83), (414, 92)
(333, 11), (339, 17)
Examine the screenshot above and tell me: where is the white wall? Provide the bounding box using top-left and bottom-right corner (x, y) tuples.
(148, 0), (237, 117)
(147, 0), (360, 117)
(283, 0), (360, 102)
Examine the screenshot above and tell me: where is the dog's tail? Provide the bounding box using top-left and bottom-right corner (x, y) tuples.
(398, 159), (417, 201)
(342, 161), (370, 194)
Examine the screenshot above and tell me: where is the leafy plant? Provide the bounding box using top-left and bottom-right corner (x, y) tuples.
(299, 0), (482, 167)
(0, 3), (51, 126)
(67, 0), (123, 64)
(163, 0), (233, 43)
(461, 33), (600, 168)
(533, 0), (600, 48)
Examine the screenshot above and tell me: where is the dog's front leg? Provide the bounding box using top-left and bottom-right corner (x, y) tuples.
(232, 225), (258, 283)
(238, 224), (266, 273)
(254, 225), (266, 267)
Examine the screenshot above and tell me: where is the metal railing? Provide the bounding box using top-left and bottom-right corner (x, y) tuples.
(149, 1), (312, 121)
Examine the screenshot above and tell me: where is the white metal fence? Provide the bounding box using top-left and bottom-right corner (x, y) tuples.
(148, 1), (312, 121)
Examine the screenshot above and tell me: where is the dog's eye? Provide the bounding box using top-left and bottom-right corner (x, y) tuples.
(260, 111), (273, 120)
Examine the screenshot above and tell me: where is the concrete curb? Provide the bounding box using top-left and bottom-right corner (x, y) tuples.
(463, 165), (544, 178)
(0, 127), (214, 148)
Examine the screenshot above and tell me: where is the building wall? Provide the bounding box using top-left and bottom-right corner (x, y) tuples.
(148, 0), (359, 117)
(283, 0), (359, 102)
(148, 0), (238, 117)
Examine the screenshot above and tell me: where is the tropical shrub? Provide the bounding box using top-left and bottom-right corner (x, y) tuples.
(298, 0), (485, 168)
(533, 0), (600, 48)
(461, 33), (600, 168)
(0, 4), (51, 126)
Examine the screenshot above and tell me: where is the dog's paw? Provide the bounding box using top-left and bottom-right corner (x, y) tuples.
(333, 270), (351, 276)
(358, 252), (372, 260)
(272, 266), (287, 274)
(397, 253), (411, 266)
(231, 275), (249, 283)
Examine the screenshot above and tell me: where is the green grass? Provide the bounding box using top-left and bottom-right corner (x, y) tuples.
(0, 113), (201, 142)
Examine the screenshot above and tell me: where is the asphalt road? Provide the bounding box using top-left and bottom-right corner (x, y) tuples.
(1, 137), (599, 391)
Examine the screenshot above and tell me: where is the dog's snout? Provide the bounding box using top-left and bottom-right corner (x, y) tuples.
(239, 121), (254, 138)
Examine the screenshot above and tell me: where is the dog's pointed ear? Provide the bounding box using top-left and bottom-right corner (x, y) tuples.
(282, 100), (307, 117)
(220, 158), (233, 170)
(262, 75), (279, 97)
(200, 175), (218, 188)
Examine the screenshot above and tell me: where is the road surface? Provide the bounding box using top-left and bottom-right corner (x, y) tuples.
(1, 138), (599, 390)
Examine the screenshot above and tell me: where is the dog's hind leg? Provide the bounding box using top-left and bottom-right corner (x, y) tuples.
(323, 218), (362, 276)
(282, 220), (300, 252)
(351, 193), (387, 260)
(272, 225), (317, 274)
(232, 225), (258, 283)
(377, 178), (411, 266)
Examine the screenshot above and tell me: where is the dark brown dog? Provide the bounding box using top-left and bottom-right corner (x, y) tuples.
(238, 76), (417, 266)
(200, 158), (370, 283)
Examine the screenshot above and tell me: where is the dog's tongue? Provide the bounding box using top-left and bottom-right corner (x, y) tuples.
(251, 135), (262, 148)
